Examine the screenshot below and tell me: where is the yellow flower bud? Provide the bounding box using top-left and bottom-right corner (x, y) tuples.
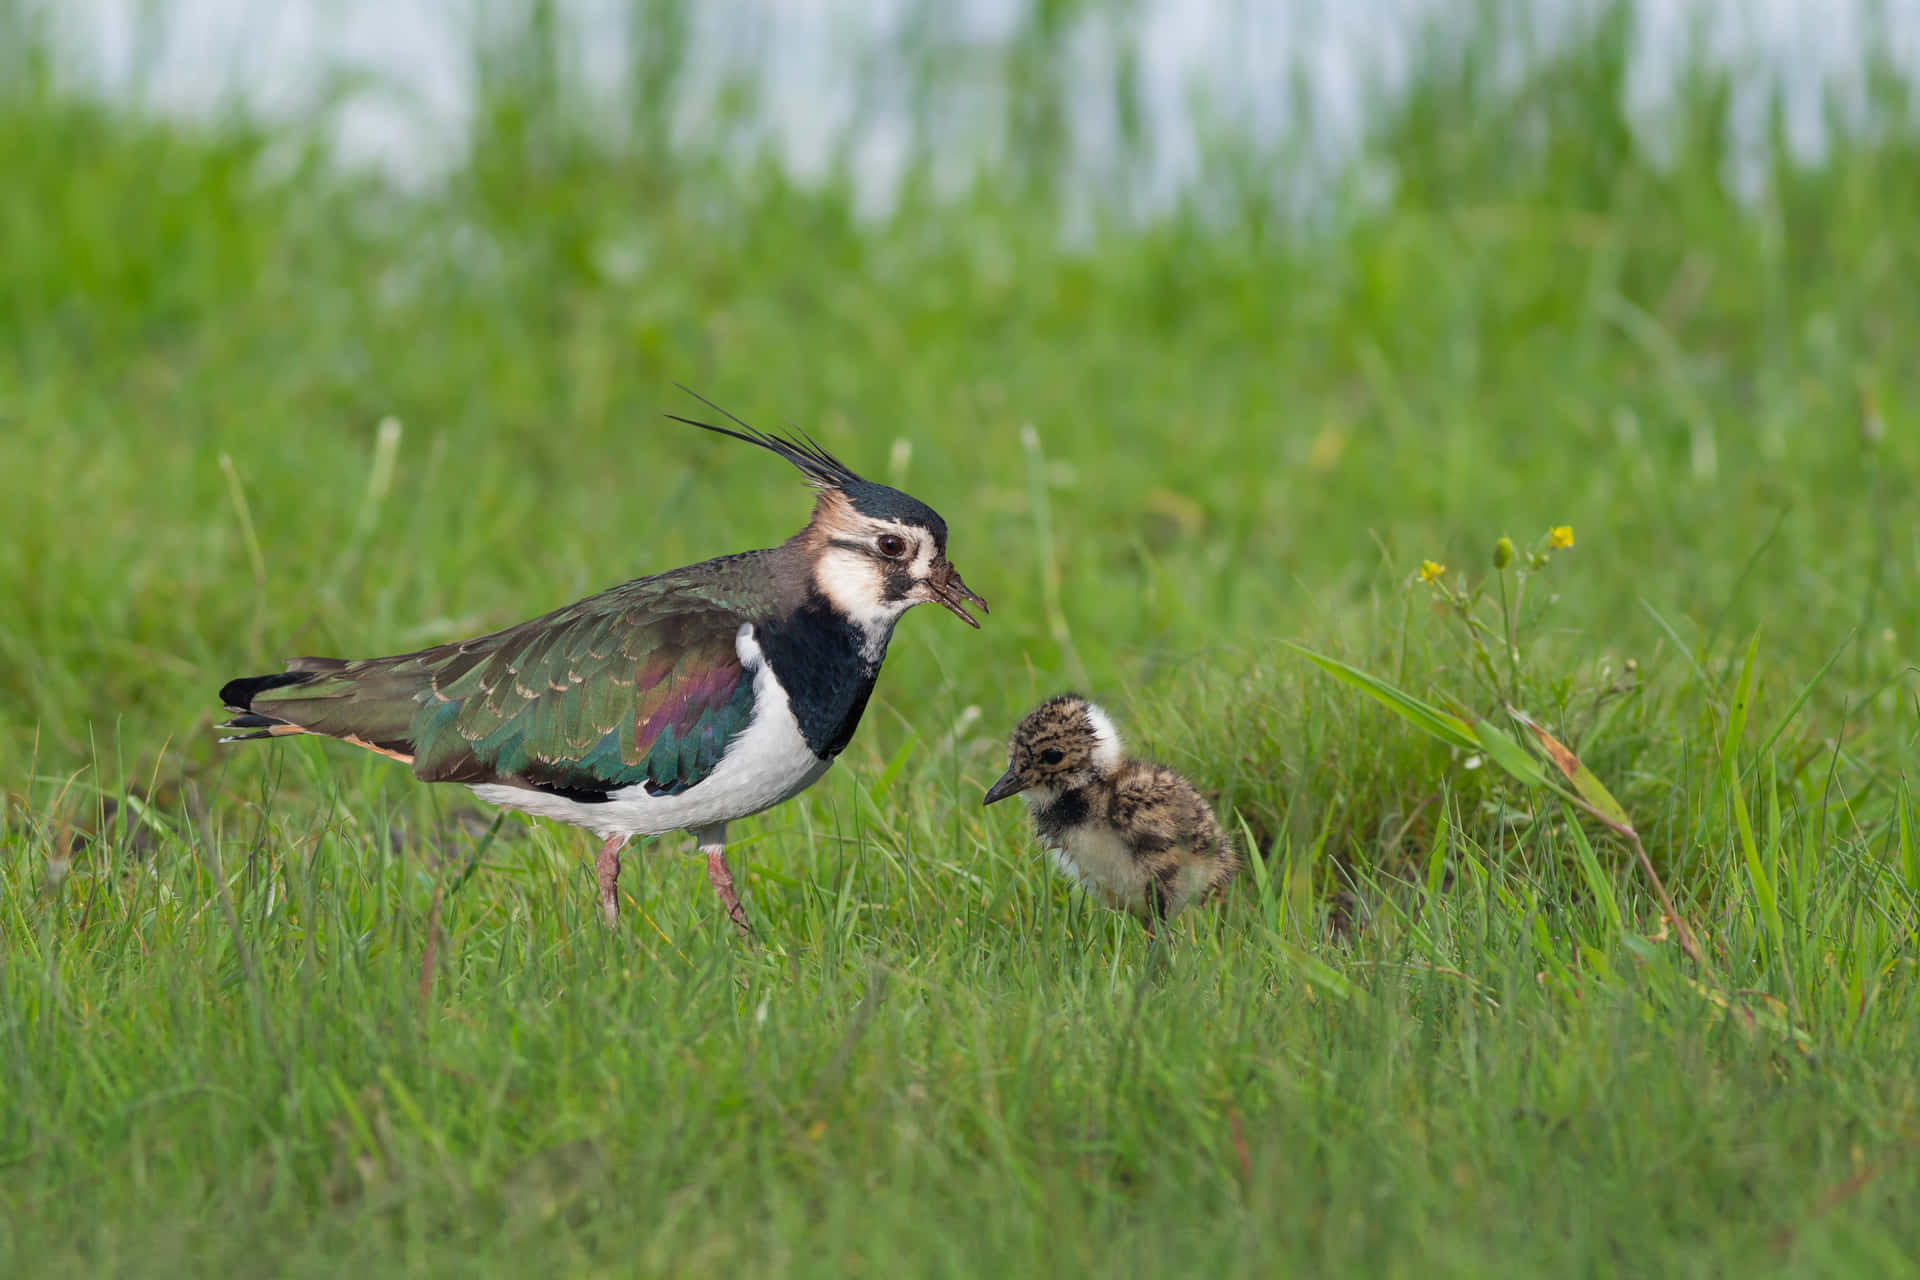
(1493, 537), (1514, 569)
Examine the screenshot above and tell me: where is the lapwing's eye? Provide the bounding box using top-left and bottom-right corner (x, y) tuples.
(1040, 748), (1065, 765)
(877, 534), (908, 558)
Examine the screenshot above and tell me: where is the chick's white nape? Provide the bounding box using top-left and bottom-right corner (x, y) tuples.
(1080, 700), (1125, 772)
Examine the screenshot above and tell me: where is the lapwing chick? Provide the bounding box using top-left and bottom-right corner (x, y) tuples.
(216, 393), (988, 938)
(983, 694), (1237, 928)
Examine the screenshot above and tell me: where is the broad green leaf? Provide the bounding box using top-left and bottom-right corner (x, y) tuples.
(1507, 708), (1634, 832)
(1472, 716), (1548, 788)
(1283, 642), (1478, 751)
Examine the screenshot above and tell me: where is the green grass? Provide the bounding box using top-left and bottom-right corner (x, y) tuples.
(5, 0), (1920, 1273)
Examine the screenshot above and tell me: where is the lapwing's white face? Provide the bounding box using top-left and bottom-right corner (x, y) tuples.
(809, 493), (986, 645)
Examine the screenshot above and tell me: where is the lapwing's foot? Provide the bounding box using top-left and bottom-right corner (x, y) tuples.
(704, 846), (755, 942)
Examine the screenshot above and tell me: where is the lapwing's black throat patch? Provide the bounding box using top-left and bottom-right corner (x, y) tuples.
(755, 593), (882, 759)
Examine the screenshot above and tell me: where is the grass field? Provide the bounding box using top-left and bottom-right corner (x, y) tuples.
(5, 0), (1920, 1273)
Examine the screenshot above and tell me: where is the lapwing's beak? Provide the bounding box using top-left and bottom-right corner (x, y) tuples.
(929, 559), (988, 628)
(982, 767), (1024, 806)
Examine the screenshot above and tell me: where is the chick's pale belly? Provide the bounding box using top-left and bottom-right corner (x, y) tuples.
(1046, 826), (1154, 913)
(1043, 827), (1218, 917)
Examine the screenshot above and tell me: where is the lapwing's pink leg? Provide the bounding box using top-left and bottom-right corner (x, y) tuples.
(595, 834), (628, 927)
(695, 824), (753, 940)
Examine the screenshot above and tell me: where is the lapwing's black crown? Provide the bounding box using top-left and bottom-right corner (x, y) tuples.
(840, 482), (948, 546)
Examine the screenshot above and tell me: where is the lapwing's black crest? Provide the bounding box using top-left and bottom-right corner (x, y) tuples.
(666, 386), (949, 546)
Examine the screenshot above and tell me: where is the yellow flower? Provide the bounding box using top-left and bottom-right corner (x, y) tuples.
(1419, 559), (1447, 584)
(1548, 525), (1575, 550)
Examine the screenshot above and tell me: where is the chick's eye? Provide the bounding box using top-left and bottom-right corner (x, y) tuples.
(1040, 748), (1065, 765)
(877, 534), (908, 558)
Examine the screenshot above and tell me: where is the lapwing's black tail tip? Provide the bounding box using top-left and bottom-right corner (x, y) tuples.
(219, 671), (316, 721)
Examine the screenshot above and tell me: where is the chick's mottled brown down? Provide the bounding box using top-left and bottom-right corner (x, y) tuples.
(984, 693), (1238, 924)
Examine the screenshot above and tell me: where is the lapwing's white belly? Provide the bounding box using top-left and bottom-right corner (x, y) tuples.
(469, 624), (831, 843)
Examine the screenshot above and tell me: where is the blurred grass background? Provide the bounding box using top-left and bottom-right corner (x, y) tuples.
(4, 0), (1920, 1273)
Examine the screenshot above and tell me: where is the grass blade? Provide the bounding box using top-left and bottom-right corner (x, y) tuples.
(1561, 800), (1623, 934)
(1722, 633), (1783, 946)
(1748, 631), (1851, 775)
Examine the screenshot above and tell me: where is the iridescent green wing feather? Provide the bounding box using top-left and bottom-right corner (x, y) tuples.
(413, 600), (756, 797)
(227, 574), (767, 798)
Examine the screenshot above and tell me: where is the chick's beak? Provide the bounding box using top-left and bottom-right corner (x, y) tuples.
(982, 768), (1024, 806)
(929, 558), (988, 628)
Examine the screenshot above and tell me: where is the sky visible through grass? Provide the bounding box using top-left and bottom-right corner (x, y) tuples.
(3, 0), (1920, 1274)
